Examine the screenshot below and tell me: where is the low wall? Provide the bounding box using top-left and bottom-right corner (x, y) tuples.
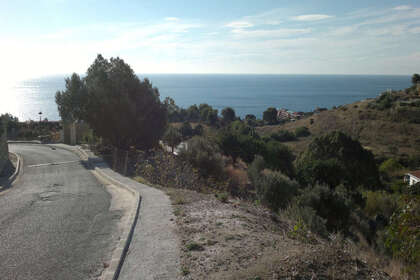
(0, 134), (9, 175)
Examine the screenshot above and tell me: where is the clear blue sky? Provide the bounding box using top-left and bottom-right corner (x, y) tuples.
(1, 0), (419, 79)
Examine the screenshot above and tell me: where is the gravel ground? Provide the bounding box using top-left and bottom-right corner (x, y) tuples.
(165, 188), (393, 280)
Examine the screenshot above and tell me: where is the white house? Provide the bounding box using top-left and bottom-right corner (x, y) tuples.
(405, 170), (420, 186)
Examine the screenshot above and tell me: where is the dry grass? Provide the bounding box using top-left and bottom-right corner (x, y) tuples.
(256, 98), (420, 159)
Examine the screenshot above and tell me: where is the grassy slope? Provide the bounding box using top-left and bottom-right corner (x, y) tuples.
(256, 92), (420, 160)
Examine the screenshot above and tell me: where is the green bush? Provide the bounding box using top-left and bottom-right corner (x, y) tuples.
(364, 191), (398, 219)
(293, 184), (353, 232)
(270, 130), (296, 142)
(262, 141), (295, 178)
(295, 126), (311, 137)
(179, 136), (224, 179)
(285, 203), (328, 238)
(385, 194), (420, 275)
(379, 158), (403, 176)
(296, 131), (380, 191)
(254, 170), (299, 211)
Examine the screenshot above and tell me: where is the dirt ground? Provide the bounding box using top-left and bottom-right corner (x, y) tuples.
(163, 188), (393, 280)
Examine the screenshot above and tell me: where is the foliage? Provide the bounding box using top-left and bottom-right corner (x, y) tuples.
(412, 73), (420, 85)
(295, 126), (311, 137)
(296, 131), (380, 190)
(55, 73), (88, 122)
(245, 114), (257, 126)
(0, 113), (19, 137)
(57, 55), (168, 150)
(84, 55), (167, 150)
(247, 155), (266, 186)
(375, 92), (396, 110)
(221, 107), (236, 124)
(270, 130), (296, 142)
(261, 140), (295, 177)
(263, 107), (277, 125)
(293, 184), (353, 232)
(193, 124), (204, 136)
(385, 194), (420, 274)
(253, 170), (299, 211)
(162, 126), (182, 152)
(179, 136), (224, 178)
(199, 103), (218, 126)
(379, 158), (403, 177)
(364, 190), (398, 219)
(285, 203), (328, 238)
(179, 122), (193, 139)
(217, 121), (263, 163)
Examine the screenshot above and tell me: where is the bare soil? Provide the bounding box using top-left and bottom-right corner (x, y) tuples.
(164, 188), (392, 280)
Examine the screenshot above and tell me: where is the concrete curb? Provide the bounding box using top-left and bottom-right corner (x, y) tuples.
(8, 142), (141, 280)
(8, 152), (22, 184)
(49, 145), (142, 280)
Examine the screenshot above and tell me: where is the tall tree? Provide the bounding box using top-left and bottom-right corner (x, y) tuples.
(221, 107), (236, 124)
(263, 107), (278, 125)
(59, 54), (168, 150)
(412, 73), (420, 85)
(55, 73), (87, 122)
(163, 126), (182, 152)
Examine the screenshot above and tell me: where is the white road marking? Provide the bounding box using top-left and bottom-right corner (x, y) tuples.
(27, 160), (81, 168)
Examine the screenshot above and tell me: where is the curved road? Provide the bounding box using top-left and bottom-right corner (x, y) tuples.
(0, 144), (120, 280)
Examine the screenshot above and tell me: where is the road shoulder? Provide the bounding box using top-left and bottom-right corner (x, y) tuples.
(51, 144), (181, 280)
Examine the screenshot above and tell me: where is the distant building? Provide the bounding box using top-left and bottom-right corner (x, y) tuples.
(405, 170), (420, 186)
(277, 109), (305, 121)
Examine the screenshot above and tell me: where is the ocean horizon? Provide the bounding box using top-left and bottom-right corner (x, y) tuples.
(1, 74), (411, 121)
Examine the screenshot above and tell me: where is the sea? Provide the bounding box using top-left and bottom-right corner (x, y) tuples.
(0, 74), (411, 121)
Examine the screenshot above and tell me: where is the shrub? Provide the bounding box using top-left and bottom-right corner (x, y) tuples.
(364, 191), (398, 219)
(385, 194), (420, 275)
(262, 140), (295, 178)
(186, 242), (204, 251)
(179, 136), (224, 179)
(294, 184), (353, 232)
(285, 203), (328, 238)
(295, 126), (311, 137)
(270, 130), (296, 142)
(254, 170), (299, 211)
(247, 155), (266, 186)
(379, 158), (403, 176)
(179, 121), (193, 139)
(296, 131), (380, 190)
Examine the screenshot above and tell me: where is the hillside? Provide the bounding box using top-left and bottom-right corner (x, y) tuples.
(257, 88), (420, 161)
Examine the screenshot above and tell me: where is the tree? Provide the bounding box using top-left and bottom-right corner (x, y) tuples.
(245, 114), (257, 127)
(82, 54), (167, 150)
(163, 126), (182, 153)
(199, 104), (218, 126)
(55, 73), (87, 122)
(164, 97), (181, 122)
(296, 131), (380, 190)
(412, 73), (420, 85)
(263, 107), (278, 125)
(262, 140), (295, 177)
(221, 107), (236, 124)
(179, 121), (193, 139)
(186, 105), (200, 122)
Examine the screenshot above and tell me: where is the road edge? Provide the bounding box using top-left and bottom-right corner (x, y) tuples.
(9, 142), (141, 280)
(51, 145), (141, 280)
(8, 152), (22, 184)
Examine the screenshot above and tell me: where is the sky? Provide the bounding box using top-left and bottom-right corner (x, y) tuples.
(1, 0), (420, 80)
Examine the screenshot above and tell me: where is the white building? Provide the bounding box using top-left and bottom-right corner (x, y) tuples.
(405, 170), (420, 186)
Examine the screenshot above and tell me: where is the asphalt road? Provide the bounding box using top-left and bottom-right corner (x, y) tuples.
(0, 144), (121, 280)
